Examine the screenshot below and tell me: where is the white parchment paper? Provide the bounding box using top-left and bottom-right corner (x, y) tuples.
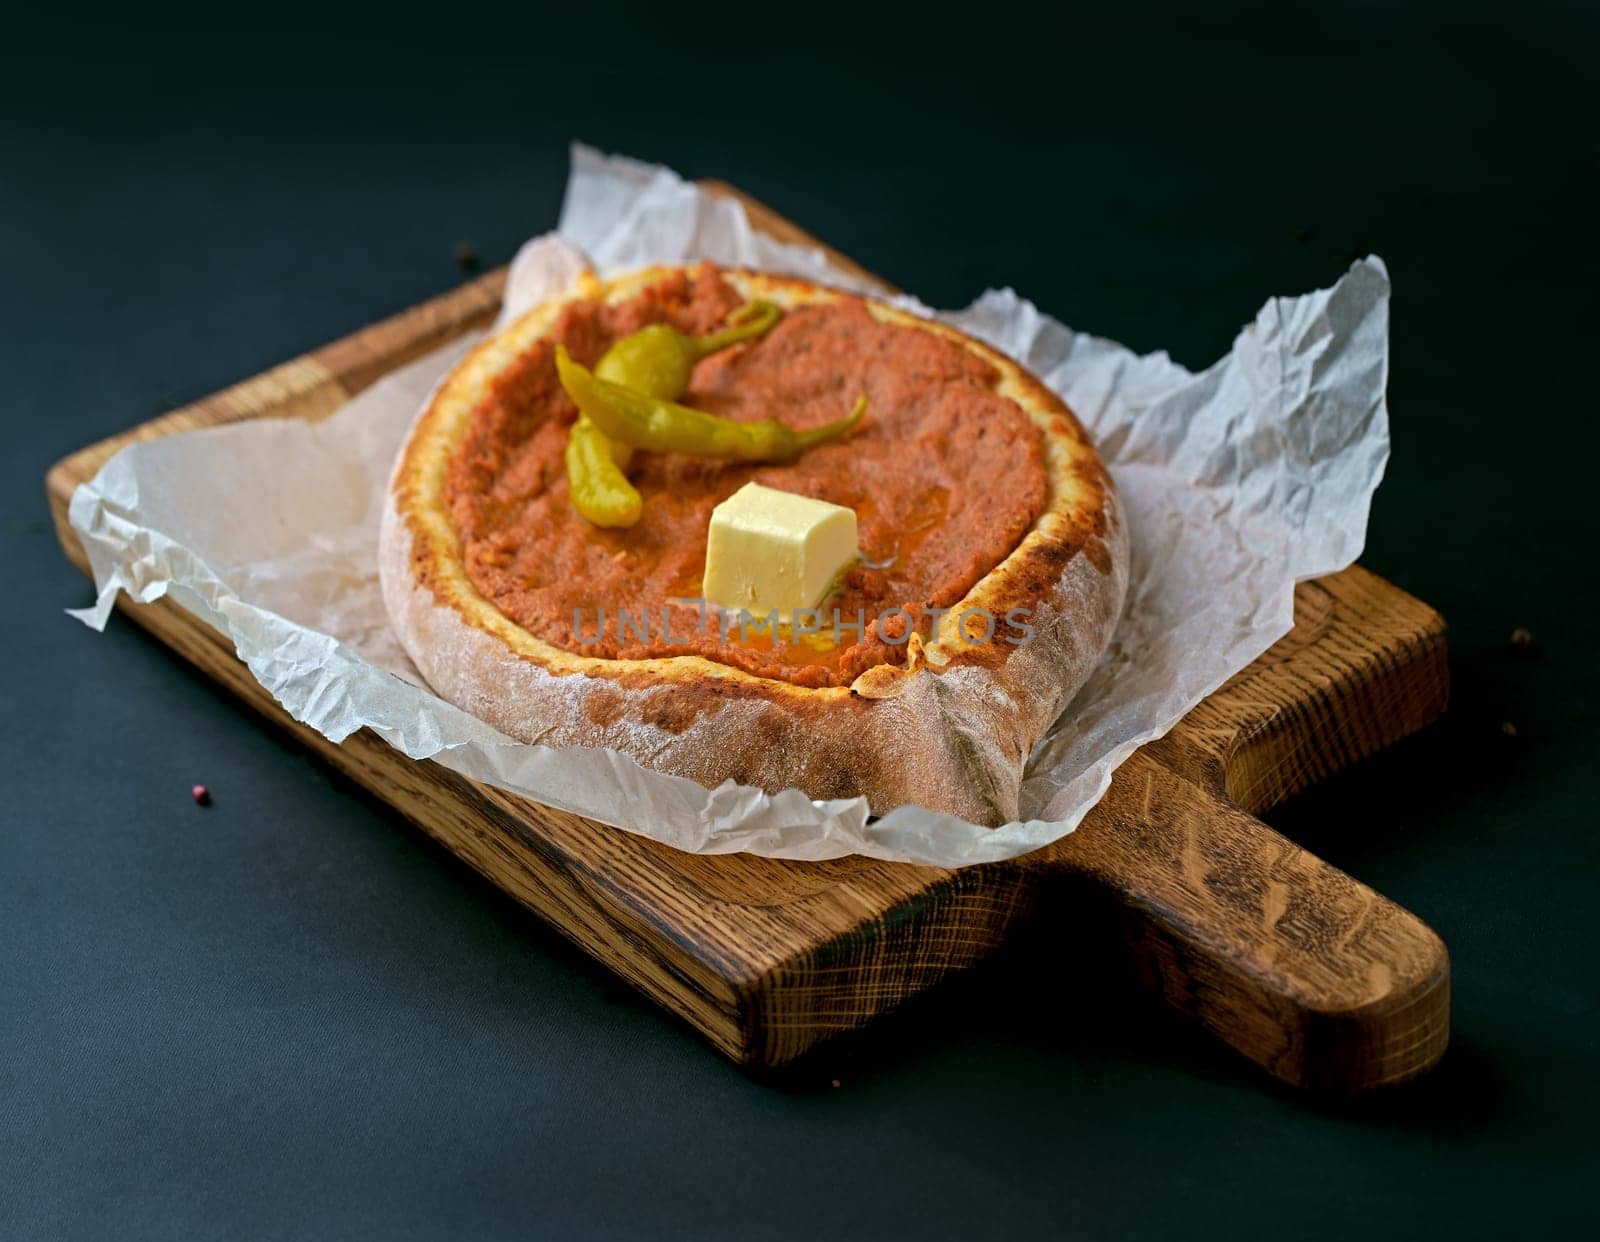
(68, 144), (1390, 867)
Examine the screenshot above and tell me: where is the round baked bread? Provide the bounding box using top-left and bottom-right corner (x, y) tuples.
(380, 262), (1128, 826)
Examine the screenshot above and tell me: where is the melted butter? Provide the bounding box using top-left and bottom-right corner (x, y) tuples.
(667, 563), (707, 602)
(721, 620), (842, 669)
(856, 485), (950, 573)
(650, 569), (849, 670)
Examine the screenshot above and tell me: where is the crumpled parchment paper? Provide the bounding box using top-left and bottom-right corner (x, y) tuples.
(68, 144), (1390, 867)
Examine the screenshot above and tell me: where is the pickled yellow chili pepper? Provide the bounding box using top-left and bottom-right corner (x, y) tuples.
(564, 412), (638, 528)
(564, 416), (642, 528)
(594, 300), (781, 398)
(556, 345), (866, 463)
(565, 301), (782, 527)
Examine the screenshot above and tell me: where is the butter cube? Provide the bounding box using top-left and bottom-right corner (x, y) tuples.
(702, 482), (858, 617)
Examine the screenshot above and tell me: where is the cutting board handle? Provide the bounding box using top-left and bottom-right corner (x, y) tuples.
(1029, 750), (1450, 1090)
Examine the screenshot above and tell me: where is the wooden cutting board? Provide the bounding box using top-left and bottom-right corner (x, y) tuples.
(45, 183), (1451, 1091)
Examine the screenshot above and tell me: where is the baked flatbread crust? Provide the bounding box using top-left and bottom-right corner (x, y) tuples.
(380, 266), (1128, 826)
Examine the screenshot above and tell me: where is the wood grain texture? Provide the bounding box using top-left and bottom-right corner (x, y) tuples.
(45, 184), (1451, 1090)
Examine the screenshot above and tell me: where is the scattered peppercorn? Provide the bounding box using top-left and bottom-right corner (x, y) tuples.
(1510, 627), (1534, 648)
(454, 242), (479, 273)
(191, 784), (212, 806)
(1501, 721), (1518, 738)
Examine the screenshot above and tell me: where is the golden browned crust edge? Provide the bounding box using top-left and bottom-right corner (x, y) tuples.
(379, 265), (1128, 825)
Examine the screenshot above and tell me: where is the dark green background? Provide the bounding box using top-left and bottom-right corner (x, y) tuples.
(4, 3), (1596, 1238)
